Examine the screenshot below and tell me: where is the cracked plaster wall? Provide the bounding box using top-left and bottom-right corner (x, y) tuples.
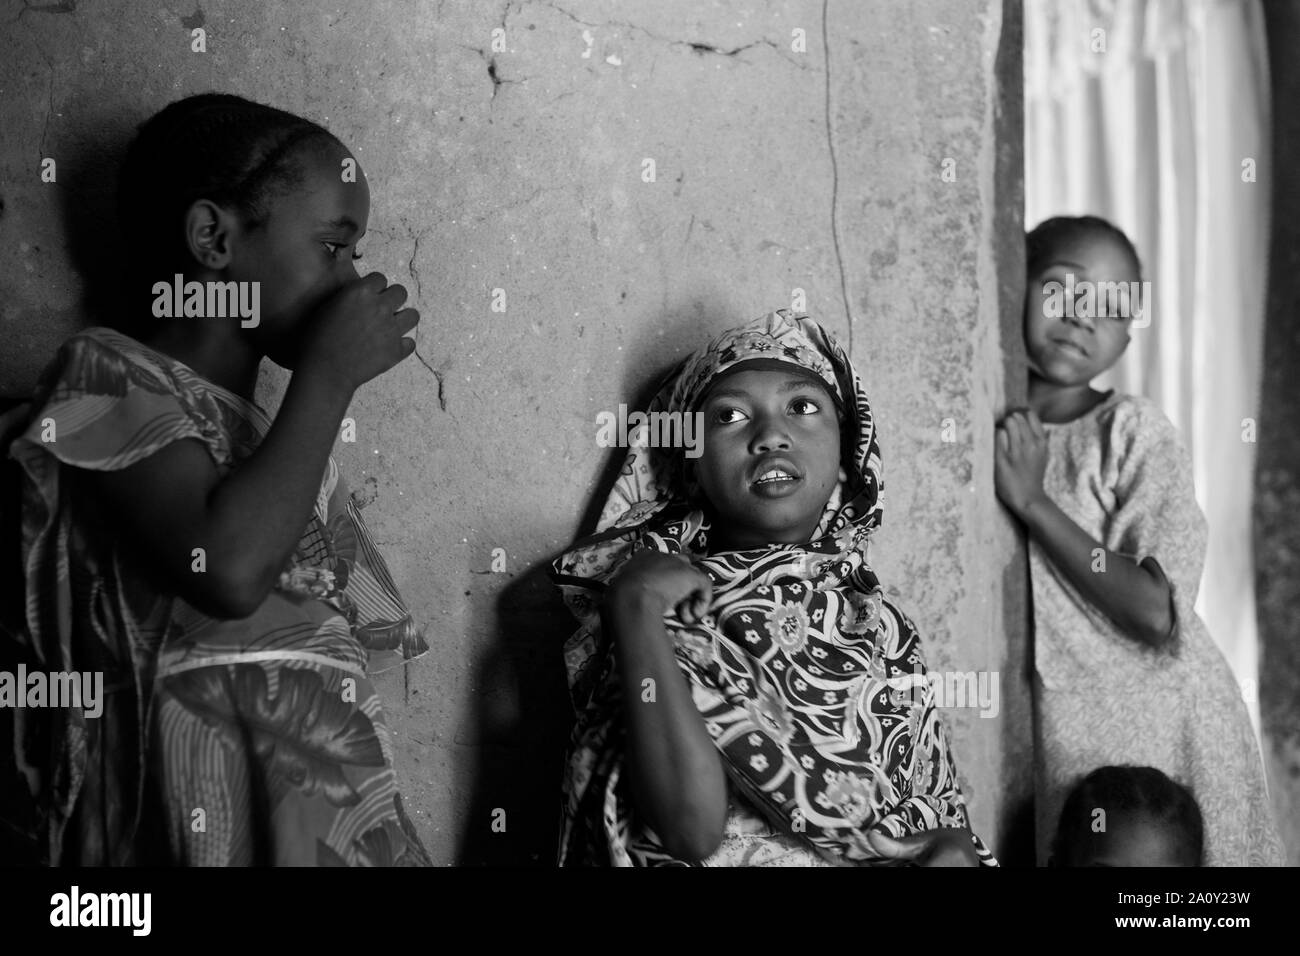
(0, 0), (1028, 864)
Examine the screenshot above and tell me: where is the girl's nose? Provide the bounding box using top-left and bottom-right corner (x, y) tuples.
(750, 415), (792, 453)
(1065, 307), (1095, 333)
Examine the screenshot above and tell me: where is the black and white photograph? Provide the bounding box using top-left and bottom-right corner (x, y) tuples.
(0, 0), (1296, 937)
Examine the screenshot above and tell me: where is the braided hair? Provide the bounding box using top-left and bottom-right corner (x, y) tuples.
(116, 92), (341, 298)
(1052, 765), (1204, 866)
(1026, 215), (1143, 281)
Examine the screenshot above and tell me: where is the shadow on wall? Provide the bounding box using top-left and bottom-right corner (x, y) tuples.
(454, 560), (573, 866)
(456, 359), (683, 866)
(1, 111), (135, 402)
(48, 102), (139, 341)
(0, 99), (139, 865)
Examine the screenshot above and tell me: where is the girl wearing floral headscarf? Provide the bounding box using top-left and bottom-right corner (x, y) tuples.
(551, 310), (996, 866)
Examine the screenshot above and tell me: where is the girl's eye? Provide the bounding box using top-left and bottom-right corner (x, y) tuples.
(322, 241), (355, 260)
(790, 397), (820, 415)
(351, 249), (364, 261)
(715, 407), (747, 425)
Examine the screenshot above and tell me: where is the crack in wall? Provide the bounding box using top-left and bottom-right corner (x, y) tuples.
(685, 39), (789, 61)
(477, 1), (811, 115)
(28, 33), (56, 160)
(13, 11), (60, 159)
(8, 0), (77, 25)
(399, 223), (446, 411)
(463, 45), (525, 105)
(400, 231), (447, 411)
(822, 0), (853, 352)
(408, 231), (424, 300)
(515, 0), (809, 70)
(413, 350), (447, 411)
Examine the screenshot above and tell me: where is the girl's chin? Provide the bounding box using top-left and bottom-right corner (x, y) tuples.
(1029, 356), (1089, 386)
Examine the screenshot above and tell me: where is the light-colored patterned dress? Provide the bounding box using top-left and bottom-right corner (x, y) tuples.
(1031, 389), (1284, 866)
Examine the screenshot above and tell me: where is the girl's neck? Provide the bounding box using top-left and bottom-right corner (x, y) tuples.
(706, 519), (821, 555)
(1027, 372), (1110, 424)
(142, 321), (263, 399)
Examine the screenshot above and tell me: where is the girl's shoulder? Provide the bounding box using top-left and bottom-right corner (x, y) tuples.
(38, 325), (185, 399)
(1048, 391), (1188, 481)
(1092, 392), (1191, 483)
(1095, 392), (1183, 447)
(16, 326), (257, 471)
(38, 325), (258, 419)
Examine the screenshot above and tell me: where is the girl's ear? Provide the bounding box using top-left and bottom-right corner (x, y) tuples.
(183, 199), (239, 272)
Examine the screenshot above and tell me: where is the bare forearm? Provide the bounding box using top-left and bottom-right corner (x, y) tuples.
(1019, 494), (1173, 646)
(605, 591), (728, 860)
(202, 368), (354, 602)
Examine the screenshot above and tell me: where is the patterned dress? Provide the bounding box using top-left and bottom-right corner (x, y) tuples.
(9, 327), (431, 866)
(1031, 389), (1284, 866)
(552, 311), (996, 866)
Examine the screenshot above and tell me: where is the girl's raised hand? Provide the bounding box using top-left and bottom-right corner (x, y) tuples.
(607, 550), (713, 625)
(299, 272), (419, 391)
(994, 408), (1048, 517)
(866, 826), (981, 867)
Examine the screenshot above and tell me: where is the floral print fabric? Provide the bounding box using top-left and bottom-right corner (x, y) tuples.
(552, 310), (996, 866)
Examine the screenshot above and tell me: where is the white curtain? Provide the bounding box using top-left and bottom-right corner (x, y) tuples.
(1024, 0), (1272, 732)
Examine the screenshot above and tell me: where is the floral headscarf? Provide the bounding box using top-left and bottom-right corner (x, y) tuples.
(552, 310), (995, 866)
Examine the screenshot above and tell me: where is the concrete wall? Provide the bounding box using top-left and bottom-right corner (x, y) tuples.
(0, 0), (1027, 864)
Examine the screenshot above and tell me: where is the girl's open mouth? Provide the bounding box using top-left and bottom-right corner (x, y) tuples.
(750, 462), (802, 498)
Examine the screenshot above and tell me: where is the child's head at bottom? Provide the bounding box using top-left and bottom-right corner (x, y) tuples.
(1051, 765), (1203, 867)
